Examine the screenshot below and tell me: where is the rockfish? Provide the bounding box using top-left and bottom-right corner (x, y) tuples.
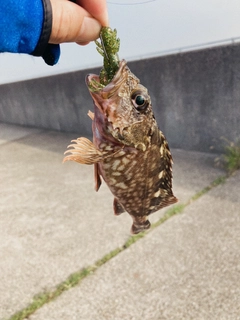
(64, 28), (177, 234)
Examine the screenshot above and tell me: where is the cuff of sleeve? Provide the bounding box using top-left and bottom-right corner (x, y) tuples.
(32, 0), (60, 65)
(42, 43), (61, 66)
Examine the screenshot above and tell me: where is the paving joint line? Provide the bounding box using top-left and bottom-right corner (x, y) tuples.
(7, 174), (227, 320)
(0, 129), (45, 148)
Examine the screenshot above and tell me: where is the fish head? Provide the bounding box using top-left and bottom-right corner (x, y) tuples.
(86, 60), (156, 151)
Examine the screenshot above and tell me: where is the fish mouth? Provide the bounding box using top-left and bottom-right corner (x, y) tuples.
(86, 59), (136, 141)
(86, 59), (127, 99)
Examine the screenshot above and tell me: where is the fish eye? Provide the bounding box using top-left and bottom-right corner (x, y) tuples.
(135, 95), (145, 106)
(131, 90), (149, 111)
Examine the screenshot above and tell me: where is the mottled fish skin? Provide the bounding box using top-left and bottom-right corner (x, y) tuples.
(64, 60), (177, 234)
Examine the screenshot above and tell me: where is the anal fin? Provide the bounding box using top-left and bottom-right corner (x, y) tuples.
(113, 198), (125, 215)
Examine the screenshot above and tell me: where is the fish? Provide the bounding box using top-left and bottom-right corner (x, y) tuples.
(63, 27), (178, 234)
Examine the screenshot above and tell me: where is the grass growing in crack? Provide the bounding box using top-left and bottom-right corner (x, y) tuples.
(152, 203), (186, 228)
(215, 138), (240, 174)
(8, 176), (228, 320)
(189, 176), (226, 203)
(224, 141), (240, 173)
(9, 267), (97, 320)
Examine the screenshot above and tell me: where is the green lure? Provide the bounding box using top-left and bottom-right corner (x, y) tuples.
(88, 27), (120, 92)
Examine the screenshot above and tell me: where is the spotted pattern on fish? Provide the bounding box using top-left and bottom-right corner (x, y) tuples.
(96, 128), (176, 218)
(64, 59), (177, 234)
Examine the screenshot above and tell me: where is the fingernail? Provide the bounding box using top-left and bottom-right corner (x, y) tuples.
(79, 17), (101, 42)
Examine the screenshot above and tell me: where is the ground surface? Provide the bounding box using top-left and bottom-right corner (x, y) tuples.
(0, 123), (239, 320)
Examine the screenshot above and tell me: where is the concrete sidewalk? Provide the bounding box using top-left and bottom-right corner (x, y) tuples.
(0, 123), (239, 320)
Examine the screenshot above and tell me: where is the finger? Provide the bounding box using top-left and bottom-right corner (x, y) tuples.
(50, 0), (102, 44)
(76, 0), (109, 26)
(76, 41), (90, 46)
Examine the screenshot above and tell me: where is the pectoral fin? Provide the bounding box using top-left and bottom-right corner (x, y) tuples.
(63, 137), (104, 165)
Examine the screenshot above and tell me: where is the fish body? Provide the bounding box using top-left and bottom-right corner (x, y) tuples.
(64, 59), (177, 234)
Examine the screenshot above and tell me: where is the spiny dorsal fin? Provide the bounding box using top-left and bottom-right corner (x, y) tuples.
(63, 138), (104, 165)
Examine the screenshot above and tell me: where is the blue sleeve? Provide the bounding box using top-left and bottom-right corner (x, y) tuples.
(0, 0), (60, 65)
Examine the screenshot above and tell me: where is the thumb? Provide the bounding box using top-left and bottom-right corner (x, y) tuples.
(49, 0), (102, 44)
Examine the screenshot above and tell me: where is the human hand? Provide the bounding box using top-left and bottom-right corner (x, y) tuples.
(49, 0), (108, 45)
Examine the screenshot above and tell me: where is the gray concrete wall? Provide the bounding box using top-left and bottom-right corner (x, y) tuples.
(1, 43), (240, 153)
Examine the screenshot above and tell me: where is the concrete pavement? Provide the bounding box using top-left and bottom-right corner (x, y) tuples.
(0, 123), (239, 320)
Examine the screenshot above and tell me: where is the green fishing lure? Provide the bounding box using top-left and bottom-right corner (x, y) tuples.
(88, 27), (120, 91)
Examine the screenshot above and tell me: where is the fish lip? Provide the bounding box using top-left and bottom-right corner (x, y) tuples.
(86, 74), (100, 85)
(86, 59), (127, 98)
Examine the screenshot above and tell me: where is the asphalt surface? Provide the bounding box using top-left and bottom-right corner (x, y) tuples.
(0, 123), (239, 320)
